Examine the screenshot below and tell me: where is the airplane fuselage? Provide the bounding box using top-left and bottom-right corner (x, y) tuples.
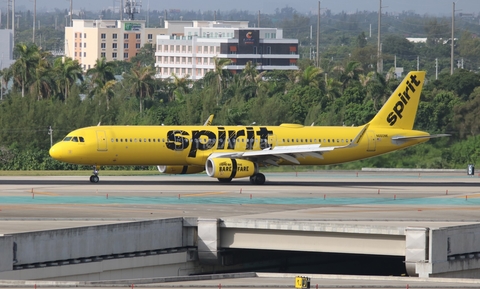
(50, 124), (429, 167)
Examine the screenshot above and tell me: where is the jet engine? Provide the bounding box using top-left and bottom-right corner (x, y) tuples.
(157, 165), (204, 174)
(205, 158), (257, 179)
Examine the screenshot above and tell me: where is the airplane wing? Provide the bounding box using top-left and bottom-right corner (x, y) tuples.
(208, 124), (370, 165)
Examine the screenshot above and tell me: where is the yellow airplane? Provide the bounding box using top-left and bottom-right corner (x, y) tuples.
(49, 71), (448, 185)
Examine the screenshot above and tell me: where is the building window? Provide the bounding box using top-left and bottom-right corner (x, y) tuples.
(101, 43), (106, 49)
(74, 52), (77, 57)
(84, 43), (86, 48)
(148, 34), (153, 39)
(124, 33), (129, 39)
(83, 52), (86, 57)
(84, 33), (87, 38)
(267, 46), (271, 54)
(124, 53), (129, 59)
(124, 43), (129, 49)
(289, 46), (297, 54)
(253, 46), (258, 54)
(75, 33), (78, 38)
(112, 52), (117, 58)
(112, 43), (117, 49)
(157, 45), (162, 51)
(136, 43), (140, 49)
(75, 43), (77, 47)
(113, 33), (117, 39)
(136, 34), (141, 39)
(101, 33), (106, 39)
(101, 52), (106, 57)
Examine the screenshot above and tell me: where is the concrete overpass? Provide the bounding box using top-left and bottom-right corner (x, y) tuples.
(1, 217), (480, 280)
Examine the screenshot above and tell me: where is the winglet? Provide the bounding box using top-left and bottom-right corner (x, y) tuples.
(369, 71), (425, 129)
(203, 114), (214, 126)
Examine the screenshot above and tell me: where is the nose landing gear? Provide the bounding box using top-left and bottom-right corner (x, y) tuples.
(89, 166), (100, 183)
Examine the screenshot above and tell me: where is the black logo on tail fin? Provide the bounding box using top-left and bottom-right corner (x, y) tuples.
(386, 74), (421, 126)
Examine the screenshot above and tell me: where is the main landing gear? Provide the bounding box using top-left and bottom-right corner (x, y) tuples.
(249, 173), (266, 185)
(216, 173), (266, 185)
(89, 166), (100, 183)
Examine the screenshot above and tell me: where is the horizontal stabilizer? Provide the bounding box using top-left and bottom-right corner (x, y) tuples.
(392, 134), (451, 141)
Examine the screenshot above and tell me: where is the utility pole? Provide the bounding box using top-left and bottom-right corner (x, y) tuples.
(70, 0), (72, 27)
(377, 0), (382, 74)
(6, 0), (10, 29)
(33, 0), (36, 43)
(12, 0), (15, 48)
(258, 10), (260, 28)
(435, 58), (438, 80)
(48, 126), (53, 148)
(316, 1), (320, 68)
(451, 2), (455, 75)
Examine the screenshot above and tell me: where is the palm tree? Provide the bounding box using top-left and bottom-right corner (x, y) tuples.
(124, 65), (155, 113)
(240, 61), (266, 100)
(203, 57), (232, 105)
(53, 57), (83, 102)
(86, 58), (115, 92)
(295, 65), (323, 87)
(171, 73), (192, 103)
(334, 61), (364, 91)
(11, 43), (42, 97)
(99, 80), (117, 110)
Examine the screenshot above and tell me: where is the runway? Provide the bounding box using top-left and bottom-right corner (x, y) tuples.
(0, 170), (479, 225)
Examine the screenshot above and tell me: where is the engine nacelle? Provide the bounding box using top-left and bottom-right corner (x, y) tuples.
(157, 165), (204, 174)
(205, 158), (257, 179)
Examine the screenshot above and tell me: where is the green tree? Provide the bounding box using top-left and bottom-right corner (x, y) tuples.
(11, 43), (42, 97)
(203, 57), (232, 105)
(124, 65), (155, 113)
(53, 57), (84, 102)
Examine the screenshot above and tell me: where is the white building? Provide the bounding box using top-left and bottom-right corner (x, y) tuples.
(155, 21), (299, 80)
(0, 29), (14, 70)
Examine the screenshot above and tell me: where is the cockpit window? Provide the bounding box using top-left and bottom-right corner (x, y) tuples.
(79, 137), (85, 142)
(63, 136), (72, 141)
(72, 137), (79, 142)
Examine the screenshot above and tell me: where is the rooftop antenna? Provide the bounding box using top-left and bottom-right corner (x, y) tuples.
(124, 0), (142, 20)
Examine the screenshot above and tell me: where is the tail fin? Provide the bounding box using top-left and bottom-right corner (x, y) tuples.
(369, 71), (425, 129)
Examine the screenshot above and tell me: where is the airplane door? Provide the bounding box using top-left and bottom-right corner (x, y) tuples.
(367, 131), (376, 152)
(96, 131), (108, 151)
(268, 134), (277, 149)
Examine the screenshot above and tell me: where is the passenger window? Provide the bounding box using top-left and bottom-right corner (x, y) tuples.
(139, 139), (142, 142)
(111, 138), (114, 142)
(63, 137), (72, 141)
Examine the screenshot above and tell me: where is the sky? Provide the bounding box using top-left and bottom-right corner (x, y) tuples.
(1, 0), (479, 16)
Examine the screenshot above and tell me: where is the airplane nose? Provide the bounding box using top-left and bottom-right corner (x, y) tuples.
(49, 145), (62, 160)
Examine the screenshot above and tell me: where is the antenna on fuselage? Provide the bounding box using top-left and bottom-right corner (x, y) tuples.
(97, 122), (101, 126)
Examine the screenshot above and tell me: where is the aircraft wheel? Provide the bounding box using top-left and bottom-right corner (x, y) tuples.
(253, 173), (266, 185)
(249, 176), (256, 184)
(218, 178), (232, 183)
(90, 175), (99, 183)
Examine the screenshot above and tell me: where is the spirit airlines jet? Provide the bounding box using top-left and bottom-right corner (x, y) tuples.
(49, 71), (448, 185)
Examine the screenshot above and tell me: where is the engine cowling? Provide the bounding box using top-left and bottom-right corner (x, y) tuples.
(157, 165), (204, 174)
(205, 158), (257, 179)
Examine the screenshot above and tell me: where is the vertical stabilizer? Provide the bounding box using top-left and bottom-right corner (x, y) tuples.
(369, 71), (425, 129)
